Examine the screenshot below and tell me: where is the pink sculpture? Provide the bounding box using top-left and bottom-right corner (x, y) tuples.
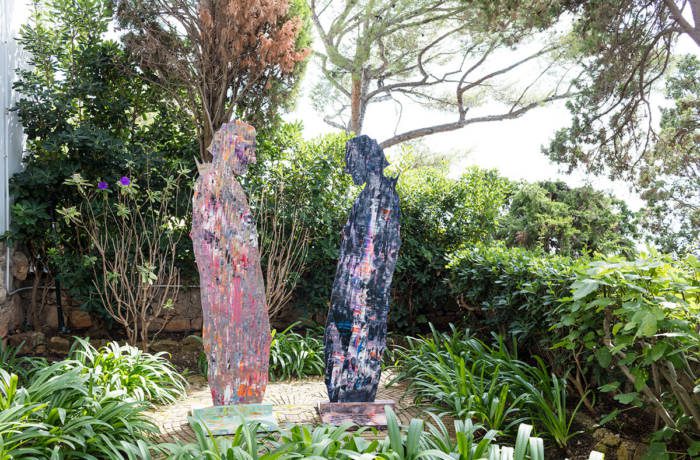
(191, 120), (270, 405)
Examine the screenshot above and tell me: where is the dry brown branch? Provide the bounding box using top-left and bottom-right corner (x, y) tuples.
(254, 185), (309, 321)
(60, 173), (189, 350)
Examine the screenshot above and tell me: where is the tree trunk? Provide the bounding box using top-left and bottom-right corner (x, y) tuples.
(30, 271), (42, 329)
(350, 74), (363, 134)
(200, 123), (213, 163)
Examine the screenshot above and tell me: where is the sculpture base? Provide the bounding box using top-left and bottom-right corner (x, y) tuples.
(190, 404), (276, 435)
(317, 400), (395, 427)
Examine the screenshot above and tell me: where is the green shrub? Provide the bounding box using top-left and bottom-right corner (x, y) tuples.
(194, 324), (324, 381)
(163, 407), (548, 459)
(0, 341), (41, 382)
(553, 252), (700, 449)
(59, 338), (188, 404)
(446, 245), (700, 454)
(249, 127), (514, 331)
(9, 0), (197, 326)
(0, 366), (159, 459)
(0, 339), (188, 458)
(269, 323), (324, 381)
(498, 180), (637, 257)
(446, 243), (577, 349)
(391, 325), (584, 448)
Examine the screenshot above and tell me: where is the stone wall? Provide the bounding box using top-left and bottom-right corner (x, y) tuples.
(4, 280), (204, 336)
(0, 245), (23, 338)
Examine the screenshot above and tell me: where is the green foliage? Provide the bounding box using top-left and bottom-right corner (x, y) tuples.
(0, 338), (187, 458)
(59, 169), (190, 346)
(446, 244), (700, 451)
(0, 365), (159, 459)
(394, 165), (511, 331)
(9, 0), (196, 322)
(543, 1), (699, 254)
(164, 408), (547, 459)
(0, 342), (39, 382)
(269, 323), (324, 381)
(391, 325), (584, 447)
(446, 243), (576, 347)
(57, 338), (188, 404)
(637, 55), (700, 254)
(553, 252), (700, 446)
(499, 181), (637, 256)
(247, 124), (357, 322)
(195, 324), (324, 381)
(249, 126), (513, 331)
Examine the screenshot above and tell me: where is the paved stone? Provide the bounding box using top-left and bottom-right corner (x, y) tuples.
(149, 372), (425, 444)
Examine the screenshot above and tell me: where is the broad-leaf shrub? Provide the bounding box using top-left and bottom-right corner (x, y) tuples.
(8, 0), (197, 325)
(553, 253), (700, 444)
(446, 243), (576, 348)
(249, 126), (513, 331)
(446, 245), (700, 453)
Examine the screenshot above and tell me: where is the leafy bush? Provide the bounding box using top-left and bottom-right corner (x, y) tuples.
(163, 406), (549, 459)
(553, 252), (700, 449)
(250, 127), (514, 331)
(269, 323), (324, 381)
(0, 338), (188, 458)
(58, 338), (188, 404)
(446, 245), (700, 454)
(446, 243), (577, 349)
(59, 170), (190, 348)
(9, 0), (196, 326)
(498, 180), (637, 257)
(392, 165), (511, 331)
(0, 366), (158, 459)
(0, 341), (40, 382)
(391, 325), (585, 450)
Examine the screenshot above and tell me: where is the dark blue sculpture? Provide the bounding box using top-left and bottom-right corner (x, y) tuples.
(324, 135), (401, 403)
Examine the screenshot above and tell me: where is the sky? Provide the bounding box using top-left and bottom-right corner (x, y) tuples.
(286, 30), (700, 211)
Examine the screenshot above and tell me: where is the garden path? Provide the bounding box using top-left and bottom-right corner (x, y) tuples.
(151, 373), (424, 443)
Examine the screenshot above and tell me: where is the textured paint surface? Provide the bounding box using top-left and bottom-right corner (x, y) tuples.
(191, 120), (270, 406)
(318, 400), (395, 426)
(191, 404), (276, 434)
(324, 135), (401, 403)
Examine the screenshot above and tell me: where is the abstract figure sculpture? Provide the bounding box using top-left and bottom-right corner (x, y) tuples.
(324, 135), (401, 403)
(191, 120), (270, 406)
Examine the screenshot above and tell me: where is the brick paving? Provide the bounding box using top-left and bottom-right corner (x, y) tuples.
(150, 373), (425, 443)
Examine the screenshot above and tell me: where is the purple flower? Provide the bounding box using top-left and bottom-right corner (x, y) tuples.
(119, 176), (131, 186)
(97, 181), (108, 190)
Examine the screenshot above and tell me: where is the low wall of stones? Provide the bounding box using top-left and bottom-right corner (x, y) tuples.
(3, 284), (205, 336)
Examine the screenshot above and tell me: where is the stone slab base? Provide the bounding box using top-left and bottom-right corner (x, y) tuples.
(317, 400), (395, 427)
(190, 403), (276, 435)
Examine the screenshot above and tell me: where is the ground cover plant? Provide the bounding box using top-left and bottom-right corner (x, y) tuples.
(269, 322), (325, 381)
(162, 406), (549, 460)
(0, 340), (187, 459)
(390, 325), (585, 456)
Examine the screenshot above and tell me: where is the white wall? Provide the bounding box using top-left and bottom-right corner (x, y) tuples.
(1, 0), (30, 294)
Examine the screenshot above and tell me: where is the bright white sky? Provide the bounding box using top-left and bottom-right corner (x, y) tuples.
(286, 33), (700, 211)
